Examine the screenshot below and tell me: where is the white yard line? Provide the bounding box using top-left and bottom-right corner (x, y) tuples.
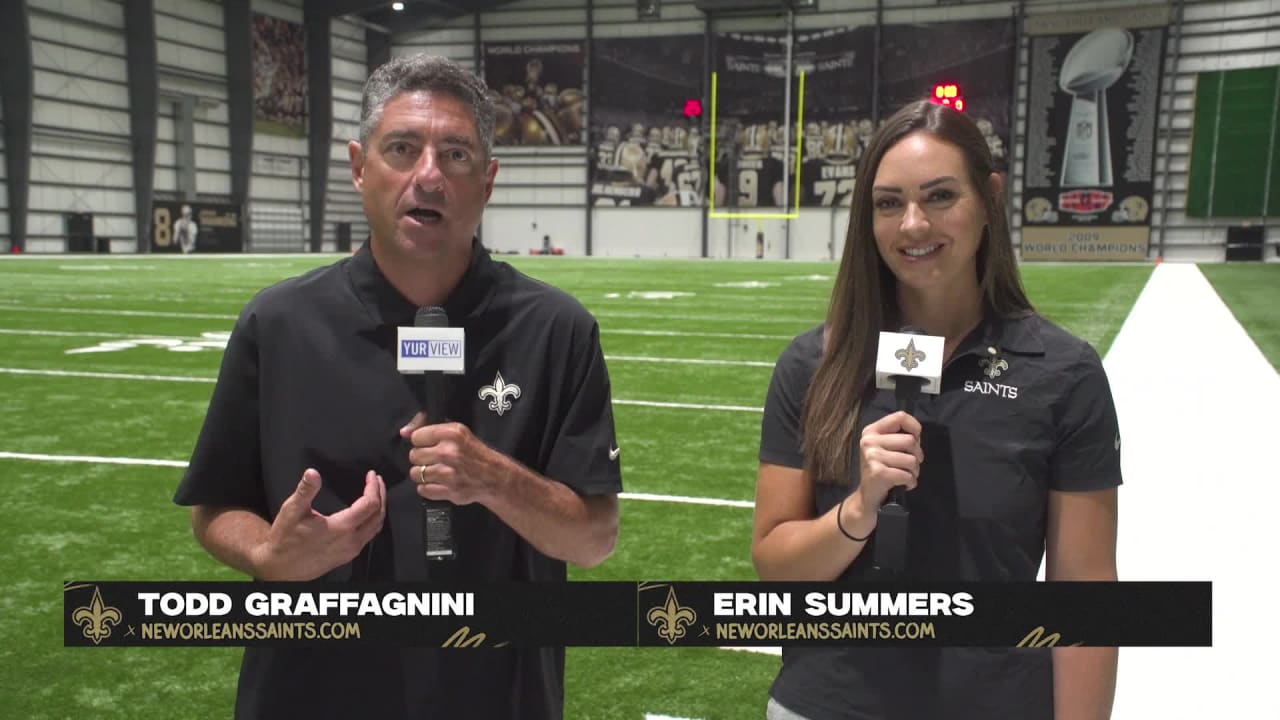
(0, 450), (753, 509)
(1104, 263), (1279, 720)
(0, 304), (238, 320)
(0, 367), (216, 383)
(0, 326), (792, 342)
(0, 367), (765, 413)
(613, 399), (761, 413)
(606, 355), (775, 368)
(0, 253), (344, 261)
(0, 451), (188, 467)
(720, 646), (782, 656)
(594, 310), (819, 325)
(0, 328), (159, 339)
(606, 329), (793, 340)
(618, 492), (753, 509)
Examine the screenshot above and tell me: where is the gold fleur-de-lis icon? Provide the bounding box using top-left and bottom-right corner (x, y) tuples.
(895, 339), (926, 371)
(646, 586), (697, 645)
(980, 356), (1009, 379)
(478, 372), (521, 417)
(72, 586), (122, 645)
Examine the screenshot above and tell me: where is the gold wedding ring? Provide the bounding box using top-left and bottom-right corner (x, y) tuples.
(416, 465), (427, 484)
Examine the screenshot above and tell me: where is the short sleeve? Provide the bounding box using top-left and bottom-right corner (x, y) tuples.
(173, 307), (267, 513)
(543, 320), (622, 497)
(1049, 342), (1123, 492)
(759, 330), (820, 469)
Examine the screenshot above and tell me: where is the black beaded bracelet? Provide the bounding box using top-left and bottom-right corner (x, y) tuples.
(837, 495), (873, 543)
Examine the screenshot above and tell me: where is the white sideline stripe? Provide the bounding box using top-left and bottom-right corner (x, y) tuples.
(644, 715), (702, 720)
(619, 492), (753, 508)
(0, 367), (215, 383)
(1104, 264), (1280, 720)
(0, 368), (765, 413)
(0, 304), (238, 320)
(0, 451), (754, 509)
(607, 354), (774, 368)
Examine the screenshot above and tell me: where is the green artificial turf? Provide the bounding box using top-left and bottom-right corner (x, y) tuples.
(0, 254), (1156, 718)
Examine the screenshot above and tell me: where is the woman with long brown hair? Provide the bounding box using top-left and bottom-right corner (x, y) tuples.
(752, 100), (1120, 719)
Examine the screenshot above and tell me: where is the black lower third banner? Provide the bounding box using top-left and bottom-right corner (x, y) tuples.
(65, 581), (1210, 648)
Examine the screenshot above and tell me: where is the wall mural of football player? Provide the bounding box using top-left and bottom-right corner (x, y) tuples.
(728, 122), (786, 207)
(791, 28), (873, 208)
(799, 121), (858, 208)
(590, 35), (705, 207)
(715, 28), (873, 209)
(483, 42), (585, 146)
(715, 31), (791, 209)
(173, 204), (199, 254)
(150, 201), (243, 254)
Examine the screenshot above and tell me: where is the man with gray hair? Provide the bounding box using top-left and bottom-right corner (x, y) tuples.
(175, 54), (622, 719)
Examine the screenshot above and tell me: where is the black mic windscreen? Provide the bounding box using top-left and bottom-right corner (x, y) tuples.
(411, 305), (454, 563)
(415, 306), (448, 329)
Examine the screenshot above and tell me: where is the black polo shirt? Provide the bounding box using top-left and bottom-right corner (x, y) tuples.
(174, 240), (622, 720)
(759, 313), (1122, 720)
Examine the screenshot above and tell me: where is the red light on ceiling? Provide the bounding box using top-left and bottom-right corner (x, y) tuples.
(930, 83), (965, 112)
(683, 99), (703, 118)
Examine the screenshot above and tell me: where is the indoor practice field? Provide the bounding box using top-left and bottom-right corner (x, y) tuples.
(0, 254), (1275, 719)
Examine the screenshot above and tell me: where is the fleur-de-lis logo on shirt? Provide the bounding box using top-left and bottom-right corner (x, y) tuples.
(478, 372), (521, 416)
(980, 356), (1009, 379)
(895, 339), (926, 371)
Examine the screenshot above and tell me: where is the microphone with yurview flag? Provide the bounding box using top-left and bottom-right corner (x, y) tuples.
(397, 306), (467, 562)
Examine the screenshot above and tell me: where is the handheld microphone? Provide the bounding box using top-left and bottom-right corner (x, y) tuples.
(871, 326), (944, 576)
(415, 307), (455, 561)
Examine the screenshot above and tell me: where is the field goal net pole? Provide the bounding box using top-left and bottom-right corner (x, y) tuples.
(707, 9), (807, 252)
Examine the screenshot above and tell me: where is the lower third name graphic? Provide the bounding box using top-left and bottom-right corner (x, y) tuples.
(138, 592), (474, 617)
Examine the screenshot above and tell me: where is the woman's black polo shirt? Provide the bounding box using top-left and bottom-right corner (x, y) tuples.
(174, 240), (622, 719)
(759, 314), (1123, 720)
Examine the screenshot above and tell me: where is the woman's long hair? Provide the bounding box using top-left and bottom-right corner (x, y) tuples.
(801, 101), (1033, 485)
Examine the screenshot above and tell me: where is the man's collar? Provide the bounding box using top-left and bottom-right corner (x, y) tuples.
(345, 239), (494, 328)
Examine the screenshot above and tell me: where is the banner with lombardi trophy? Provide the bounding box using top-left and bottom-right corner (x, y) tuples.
(1020, 5), (1169, 261)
